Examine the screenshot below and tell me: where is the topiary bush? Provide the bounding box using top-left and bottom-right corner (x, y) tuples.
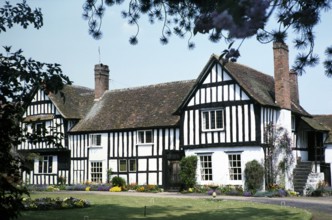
(179, 156), (198, 189)
(111, 176), (126, 187)
(244, 160), (264, 192)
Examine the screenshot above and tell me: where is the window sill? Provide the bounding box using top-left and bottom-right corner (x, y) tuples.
(136, 143), (153, 146)
(88, 146), (103, 149)
(202, 129), (225, 132)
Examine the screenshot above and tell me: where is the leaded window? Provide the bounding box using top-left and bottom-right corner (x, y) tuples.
(202, 109), (224, 131)
(200, 155), (213, 181)
(228, 154), (242, 181)
(90, 134), (101, 147)
(38, 155), (53, 173)
(137, 130), (153, 144)
(91, 161), (102, 183)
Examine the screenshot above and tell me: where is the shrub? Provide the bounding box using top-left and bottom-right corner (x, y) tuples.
(111, 176), (126, 187)
(309, 181), (332, 197)
(58, 176), (66, 185)
(22, 197), (90, 210)
(179, 156), (198, 189)
(110, 186), (122, 192)
(97, 184), (112, 191)
(244, 160), (264, 192)
(136, 186), (145, 192)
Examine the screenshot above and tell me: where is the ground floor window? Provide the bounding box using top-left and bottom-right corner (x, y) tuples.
(129, 159), (136, 172)
(200, 155), (213, 181)
(228, 154), (242, 180)
(91, 161), (103, 183)
(38, 155), (54, 174)
(119, 159), (127, 172)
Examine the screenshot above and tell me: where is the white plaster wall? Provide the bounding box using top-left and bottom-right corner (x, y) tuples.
(185, 146), (264, 188)
(149, 173), (157, 185)
(88, 133), (108, 183)
(325, 144), (332, 163)
(138, 173), (147, 185)
(276, 109), (292, 134)
(137, 145), (153, 156)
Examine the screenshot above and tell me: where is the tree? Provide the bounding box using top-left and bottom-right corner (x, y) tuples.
(244, 160), (265, 192)
(82, 0), (332, 77)
(0, 1), (70, 219)
(179, 155), (197, 189)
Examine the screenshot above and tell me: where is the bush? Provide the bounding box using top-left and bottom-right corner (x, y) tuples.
(244, 160), (264, 192)
(111, 176), (126, 187)
(179, 156), (198, 189)
(22, 197), (90, 210)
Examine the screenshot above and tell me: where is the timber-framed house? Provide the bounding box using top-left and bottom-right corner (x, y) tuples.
(19, 42), (332, 192)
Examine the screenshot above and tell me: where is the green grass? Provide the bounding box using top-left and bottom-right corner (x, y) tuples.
(18, 192), (312, 220)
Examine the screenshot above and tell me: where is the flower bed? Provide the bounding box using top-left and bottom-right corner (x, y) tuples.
(22, 197), (90, 210)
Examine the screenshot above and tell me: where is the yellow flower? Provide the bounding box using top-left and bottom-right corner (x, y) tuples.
(110, 186), (122, 192)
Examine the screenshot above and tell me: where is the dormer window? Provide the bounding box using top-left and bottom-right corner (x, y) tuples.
(90, 134), (101, 147)
(202, 109), (224, 131)
(137, 130), (153, 144)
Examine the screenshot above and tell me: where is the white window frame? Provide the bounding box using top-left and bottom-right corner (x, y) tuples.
(129, 159), (136, 172)
(137, 130), (153, 144)
(119, 159), (127, 172)
(37, 155), (54, 174)
(90, 134), (102, 147)
(202, 109), (225, 131)
(228, 153), (242, 181)
(291, 115), (296, 131)
(90, 161), (103, 183)
(199, 154), (213, 181)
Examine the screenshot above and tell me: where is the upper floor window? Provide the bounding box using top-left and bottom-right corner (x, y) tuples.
(137, 130), (153, 144)
(33, 122), (46, 136)
(90, 134), (101, 147)
(38, 155), (54, 174)
(202, 109), (224, 131)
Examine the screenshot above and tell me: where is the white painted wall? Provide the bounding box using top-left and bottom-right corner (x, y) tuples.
(88, 133), (108, 183)
(325, 144), (332, 163)
(185, 146), (264, 188)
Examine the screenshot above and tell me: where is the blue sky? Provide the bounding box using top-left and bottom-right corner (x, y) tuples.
(2, 1), (331, 114)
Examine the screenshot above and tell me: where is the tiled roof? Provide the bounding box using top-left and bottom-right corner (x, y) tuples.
(177, 55), (310, 116)
(70, 80), (195, 132)
(48, 85), (94, 119)
(312, 115), (332, 144)
(64, 54), (312, 132)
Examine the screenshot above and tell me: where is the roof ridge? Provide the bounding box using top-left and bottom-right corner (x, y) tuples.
(106, 79), (196, 94)
(212, 53), (274, 79)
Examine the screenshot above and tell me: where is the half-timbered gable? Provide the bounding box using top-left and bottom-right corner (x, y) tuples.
(69, 80), (195, 186)
(178, 55), (275, 148)
(19, 85), (94, 184)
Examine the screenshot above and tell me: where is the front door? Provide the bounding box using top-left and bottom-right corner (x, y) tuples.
(163, 150), (184, 190)
(307, 131), (324, 162)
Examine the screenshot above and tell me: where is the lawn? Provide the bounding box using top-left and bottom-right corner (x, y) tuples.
(18, 192), (312, 220)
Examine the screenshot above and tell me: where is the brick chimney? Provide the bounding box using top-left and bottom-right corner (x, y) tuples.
(273, 42), (291, 109)
(94, 64), (109, 100)
(289, 70), (300, 105)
